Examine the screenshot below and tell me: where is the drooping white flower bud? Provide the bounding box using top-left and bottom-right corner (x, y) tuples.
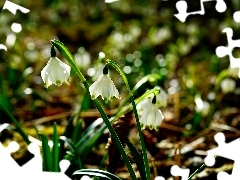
(139, 96), (164, 130)
(89, 66), (120, 102)
(41, 47), (71, 88)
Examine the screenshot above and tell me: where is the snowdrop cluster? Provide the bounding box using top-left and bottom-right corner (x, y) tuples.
(40, 46), (166, 131)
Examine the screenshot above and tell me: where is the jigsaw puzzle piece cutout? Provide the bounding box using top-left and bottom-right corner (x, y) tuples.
(204, 132), (225, 166)
(174, 1), (188, 22)
(170, 165), (190, 180)
(21, 143), (42, 172)
(216, 45), (229, 58)
(216, 27), (240, 69)
(0, 141), (20, 171)
(205, 132), (240, 180)
(205, 132), (240, 165)
(217, 171), (238, 180)
(2, 0), (30, 15)
(59, 159), (71, 173)
(174, 0), (227, 22)
(233, 11), (240, 23)
(215, 0), (227, 13)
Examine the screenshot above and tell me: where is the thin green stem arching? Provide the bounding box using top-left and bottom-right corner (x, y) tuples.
(106, 59), (151, 180)
(51, 40), (137, 180)
(106, 59), (133, 96)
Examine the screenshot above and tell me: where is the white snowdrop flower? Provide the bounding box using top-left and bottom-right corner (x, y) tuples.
(156, 87), (168, 108)
(220, 78), (236, 94)
(41, 47), (71, 88)
(89, 66), (120, 102)
(139, 96), (164, 130)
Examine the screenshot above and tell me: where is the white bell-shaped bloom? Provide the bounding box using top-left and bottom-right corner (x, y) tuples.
(41, 57), (71, 88)
(220, 78), (236, 94)
(89, 67), (120, 102)
(139, 97), (164, 130)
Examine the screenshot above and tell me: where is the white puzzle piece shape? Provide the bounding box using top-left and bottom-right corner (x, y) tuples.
(174, 0), (227, 22)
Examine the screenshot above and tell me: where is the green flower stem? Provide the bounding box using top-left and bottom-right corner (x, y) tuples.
(51, 40), (137, 180)
(106, 59), (151, 180)
(83, 81), (137, 180)
(188, 163), (206, 180)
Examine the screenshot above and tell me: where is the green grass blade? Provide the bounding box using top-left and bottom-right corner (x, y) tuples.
(40, 133), (53, 171)
(52, 122), (60, 172)
(59, 114), (76, 159)
(126, 141), (147, 180)
(72, 120), (82, 144)
(75, 118), (103, 150)
(62, 114), (76, 138)
(60, 136), (83, 169)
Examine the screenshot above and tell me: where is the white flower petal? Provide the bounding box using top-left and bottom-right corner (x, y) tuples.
(89, 74), (120, 102)
(41, 57), (71, 88)
(139, 103), (164, 131)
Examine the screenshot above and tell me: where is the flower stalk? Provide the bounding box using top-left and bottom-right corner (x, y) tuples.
(106, 59), (151, 180)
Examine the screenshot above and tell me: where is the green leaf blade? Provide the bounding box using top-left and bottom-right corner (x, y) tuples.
(40, 133), (53, 171)
(52, 122), (60, 172)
